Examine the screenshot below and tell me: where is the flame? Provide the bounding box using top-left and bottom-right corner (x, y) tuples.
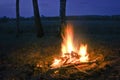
(61, 24), (74, 56)
(51, 24), (89, 68)
(79, 44), (89, 62)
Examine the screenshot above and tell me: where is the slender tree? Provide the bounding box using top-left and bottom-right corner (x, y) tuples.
(59, 0), (66, 36)
(16, 0), (20, 37)
(32, 0), (44, 37)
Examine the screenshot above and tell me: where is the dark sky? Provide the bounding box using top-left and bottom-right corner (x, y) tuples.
(0, 0), (120, 18)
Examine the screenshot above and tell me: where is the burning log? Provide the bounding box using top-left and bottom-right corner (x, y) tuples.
(62, 60), (97, 68)
(50, 60), (97, 70)
(50, 52), (104, 69)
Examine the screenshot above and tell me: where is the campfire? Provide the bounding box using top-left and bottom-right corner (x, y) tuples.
(50, 25), (89, 69)
(50, 24), (104, 71)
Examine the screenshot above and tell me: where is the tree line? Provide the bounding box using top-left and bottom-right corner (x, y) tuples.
(1, 15), (120, 23)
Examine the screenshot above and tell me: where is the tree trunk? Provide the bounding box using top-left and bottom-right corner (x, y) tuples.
(16, 0), (20, 37)
(59, 0), (66, 37)
(32, 0), (44, 37)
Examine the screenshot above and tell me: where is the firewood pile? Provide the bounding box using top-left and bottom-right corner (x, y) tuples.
(51, 52), (103, 68)
(50, 51), (104, 70)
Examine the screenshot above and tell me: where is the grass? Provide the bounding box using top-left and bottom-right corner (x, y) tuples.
(0, 33), (119, 80)
(0, 20), (120, 34)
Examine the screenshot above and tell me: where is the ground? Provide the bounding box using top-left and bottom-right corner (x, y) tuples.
(0, 20), (120, 80)
(0, 33), (120, 80)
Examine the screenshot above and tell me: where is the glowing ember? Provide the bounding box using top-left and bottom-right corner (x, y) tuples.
(50, 59), (62, 68)
(52, 59), (61, 66)
(51, 24), (89, 68)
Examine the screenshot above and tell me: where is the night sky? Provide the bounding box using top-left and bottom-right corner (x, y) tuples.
(0, 0), (120, 18)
